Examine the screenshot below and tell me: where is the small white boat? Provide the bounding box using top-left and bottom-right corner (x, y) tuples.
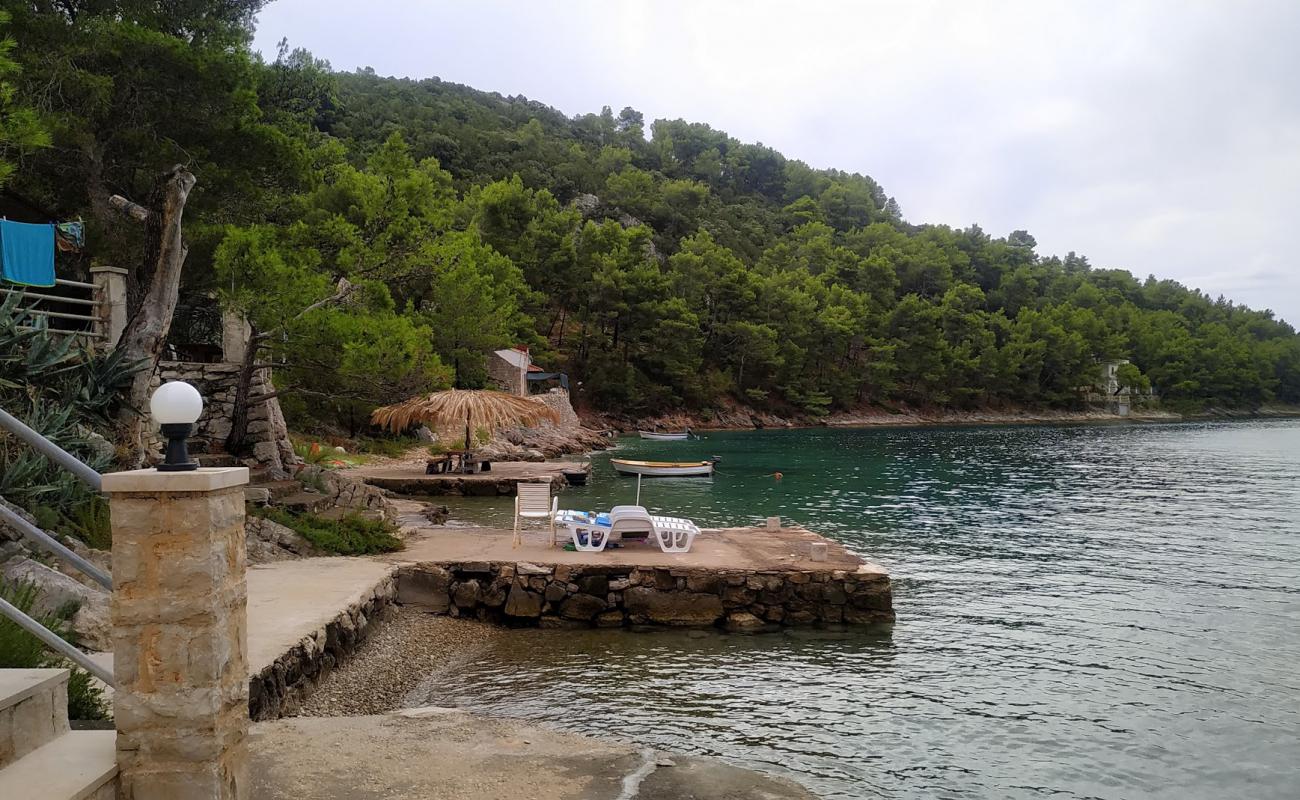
(638, 430), (690, 441)
(611, 458), (715, 477)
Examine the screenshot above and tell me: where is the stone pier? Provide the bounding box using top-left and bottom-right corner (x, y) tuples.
(103, 467), (250, 800)
(390, 525), (894, 630)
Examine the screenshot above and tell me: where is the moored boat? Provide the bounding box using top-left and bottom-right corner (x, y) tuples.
(611, 458), (715, 477)
(638, 430), (690, 440)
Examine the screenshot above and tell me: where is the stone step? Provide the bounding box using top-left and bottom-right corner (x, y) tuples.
(0, 730), (117, 800)
(250, 480), (304, 500)
(313, 506), (382, 522)
(0, 668), (70, 769)
(278, 492), (333, 514)
(195, 453), (239, 468)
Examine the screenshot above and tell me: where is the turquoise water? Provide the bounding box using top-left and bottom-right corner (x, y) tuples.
(420, 420), (1300, 799)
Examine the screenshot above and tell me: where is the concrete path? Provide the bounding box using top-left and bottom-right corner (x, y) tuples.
(250, 708), (814, 800)
(245, 556), (395, 672)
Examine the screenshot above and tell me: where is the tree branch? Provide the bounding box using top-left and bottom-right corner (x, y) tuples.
(108, 194), (155, 224)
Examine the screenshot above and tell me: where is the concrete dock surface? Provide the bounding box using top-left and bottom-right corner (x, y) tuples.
(355, 460), (587, 495)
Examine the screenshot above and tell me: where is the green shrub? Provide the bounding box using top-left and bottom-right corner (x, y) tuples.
(292, 439), (333, 465)
(250, 507), (402, 555)
(64, 497), (112, 550)
(0, 579), (110, 721)
(351, 435), (419, 458)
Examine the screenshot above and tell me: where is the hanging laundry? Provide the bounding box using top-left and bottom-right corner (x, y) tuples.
(55, 220), (85, 253)
(0, 220), (56, 287)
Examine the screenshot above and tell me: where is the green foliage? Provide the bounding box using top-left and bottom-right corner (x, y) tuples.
(350, 435), (419, 458)
(64, 497), (112, 551)
(0, 10), (48, 186)
(291, 439), (333, 466)
(0, 297), (139, 531)
(4, 9), (1297, 423)
(0, 580), (110, 721)
(250, 507), (402, 555)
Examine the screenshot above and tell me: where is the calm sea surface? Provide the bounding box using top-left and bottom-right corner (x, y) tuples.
(413, 420), (1300, 799)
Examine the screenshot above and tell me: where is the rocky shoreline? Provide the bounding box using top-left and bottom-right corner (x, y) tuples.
(291, 608), (499, 717)
(587, 400), (1300, 434)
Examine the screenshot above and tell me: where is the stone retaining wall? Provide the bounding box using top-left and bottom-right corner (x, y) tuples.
(154, 360), (296, 473)
(248, 575), (398, 721)
(394, 561), (893, 630)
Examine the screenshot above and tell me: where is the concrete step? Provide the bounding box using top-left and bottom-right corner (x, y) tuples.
(0, 669), (70, 768)
(0, 730), (116, 800)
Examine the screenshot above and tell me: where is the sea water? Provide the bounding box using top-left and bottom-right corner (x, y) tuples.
(414, 420), (1300, 799)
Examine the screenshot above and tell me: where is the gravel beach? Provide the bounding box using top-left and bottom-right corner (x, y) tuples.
(293, 607), (501, 717)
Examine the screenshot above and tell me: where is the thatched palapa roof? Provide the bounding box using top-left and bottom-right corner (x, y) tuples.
(370, 389), (559, 434)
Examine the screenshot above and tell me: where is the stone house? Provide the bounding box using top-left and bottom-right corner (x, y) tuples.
(487, 346), (532, 396)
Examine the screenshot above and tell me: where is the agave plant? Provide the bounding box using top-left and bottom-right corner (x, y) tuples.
(0, 293), (141, 538)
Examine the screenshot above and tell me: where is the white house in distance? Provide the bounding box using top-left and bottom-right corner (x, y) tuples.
(1093, 359), (1132, 416)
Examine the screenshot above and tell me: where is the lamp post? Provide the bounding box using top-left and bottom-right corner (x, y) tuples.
(150, 380), (203, 471)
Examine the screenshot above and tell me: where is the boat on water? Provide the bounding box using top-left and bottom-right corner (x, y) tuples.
(638, 430), (691, 440)
(611, 458), (715, 477)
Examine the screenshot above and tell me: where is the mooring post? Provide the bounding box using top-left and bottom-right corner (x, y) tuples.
(102, 466), (251, 799)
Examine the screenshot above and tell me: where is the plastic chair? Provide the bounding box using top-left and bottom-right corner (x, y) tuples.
(513, 482), (558, 547)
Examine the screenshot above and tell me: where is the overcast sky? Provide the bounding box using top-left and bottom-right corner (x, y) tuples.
(252, 0), (1300, 325)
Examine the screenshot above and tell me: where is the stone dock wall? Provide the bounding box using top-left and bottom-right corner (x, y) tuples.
(362, 473), (569, 497)
(394, 560), (894, 630)
(248, 575), (397, 721)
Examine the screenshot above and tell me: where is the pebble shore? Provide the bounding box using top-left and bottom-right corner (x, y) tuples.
(292, 607), (500, 717)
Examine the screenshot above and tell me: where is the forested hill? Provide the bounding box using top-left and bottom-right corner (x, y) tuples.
(5, 3), (1299, 431)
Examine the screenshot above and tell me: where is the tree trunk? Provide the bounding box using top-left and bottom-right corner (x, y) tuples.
(224, 326), (263, 456)
(111, 166), (197, 462)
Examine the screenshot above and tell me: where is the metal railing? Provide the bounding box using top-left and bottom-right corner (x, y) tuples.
(0, 278), (105, 339)
(0, 403), (115, 687)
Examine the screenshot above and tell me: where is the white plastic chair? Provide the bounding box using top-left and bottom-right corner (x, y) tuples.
(513, 482), (558, 548)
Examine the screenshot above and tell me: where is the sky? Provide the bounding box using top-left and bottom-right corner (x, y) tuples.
(252, 0), (1300, 325)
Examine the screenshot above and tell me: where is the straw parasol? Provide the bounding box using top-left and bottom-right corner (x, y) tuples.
(370, 389), (559, 453)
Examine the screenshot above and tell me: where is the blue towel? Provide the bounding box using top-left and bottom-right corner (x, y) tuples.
(0, 220), (56, 287)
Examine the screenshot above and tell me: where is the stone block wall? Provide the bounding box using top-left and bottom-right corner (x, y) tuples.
(532, 388), (581, 431)
(486, 353), (526, 396)
(153, 361), (296, 473)
(248, 575), (397, 721)
(393, 561), (894, 630)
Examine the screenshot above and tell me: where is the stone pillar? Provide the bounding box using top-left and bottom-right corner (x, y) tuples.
(220, 311), (252, 364)
(91, 265), (129, 349)
(101, 467), (251, 800)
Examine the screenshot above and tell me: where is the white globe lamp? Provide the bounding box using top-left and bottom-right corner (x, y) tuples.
(150, 381), (203, 472)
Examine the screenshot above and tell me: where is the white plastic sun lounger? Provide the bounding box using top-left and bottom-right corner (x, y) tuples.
(648, 515), (700, 553)
(611, 506), (701, 553)
(555, 510), (611, 552)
